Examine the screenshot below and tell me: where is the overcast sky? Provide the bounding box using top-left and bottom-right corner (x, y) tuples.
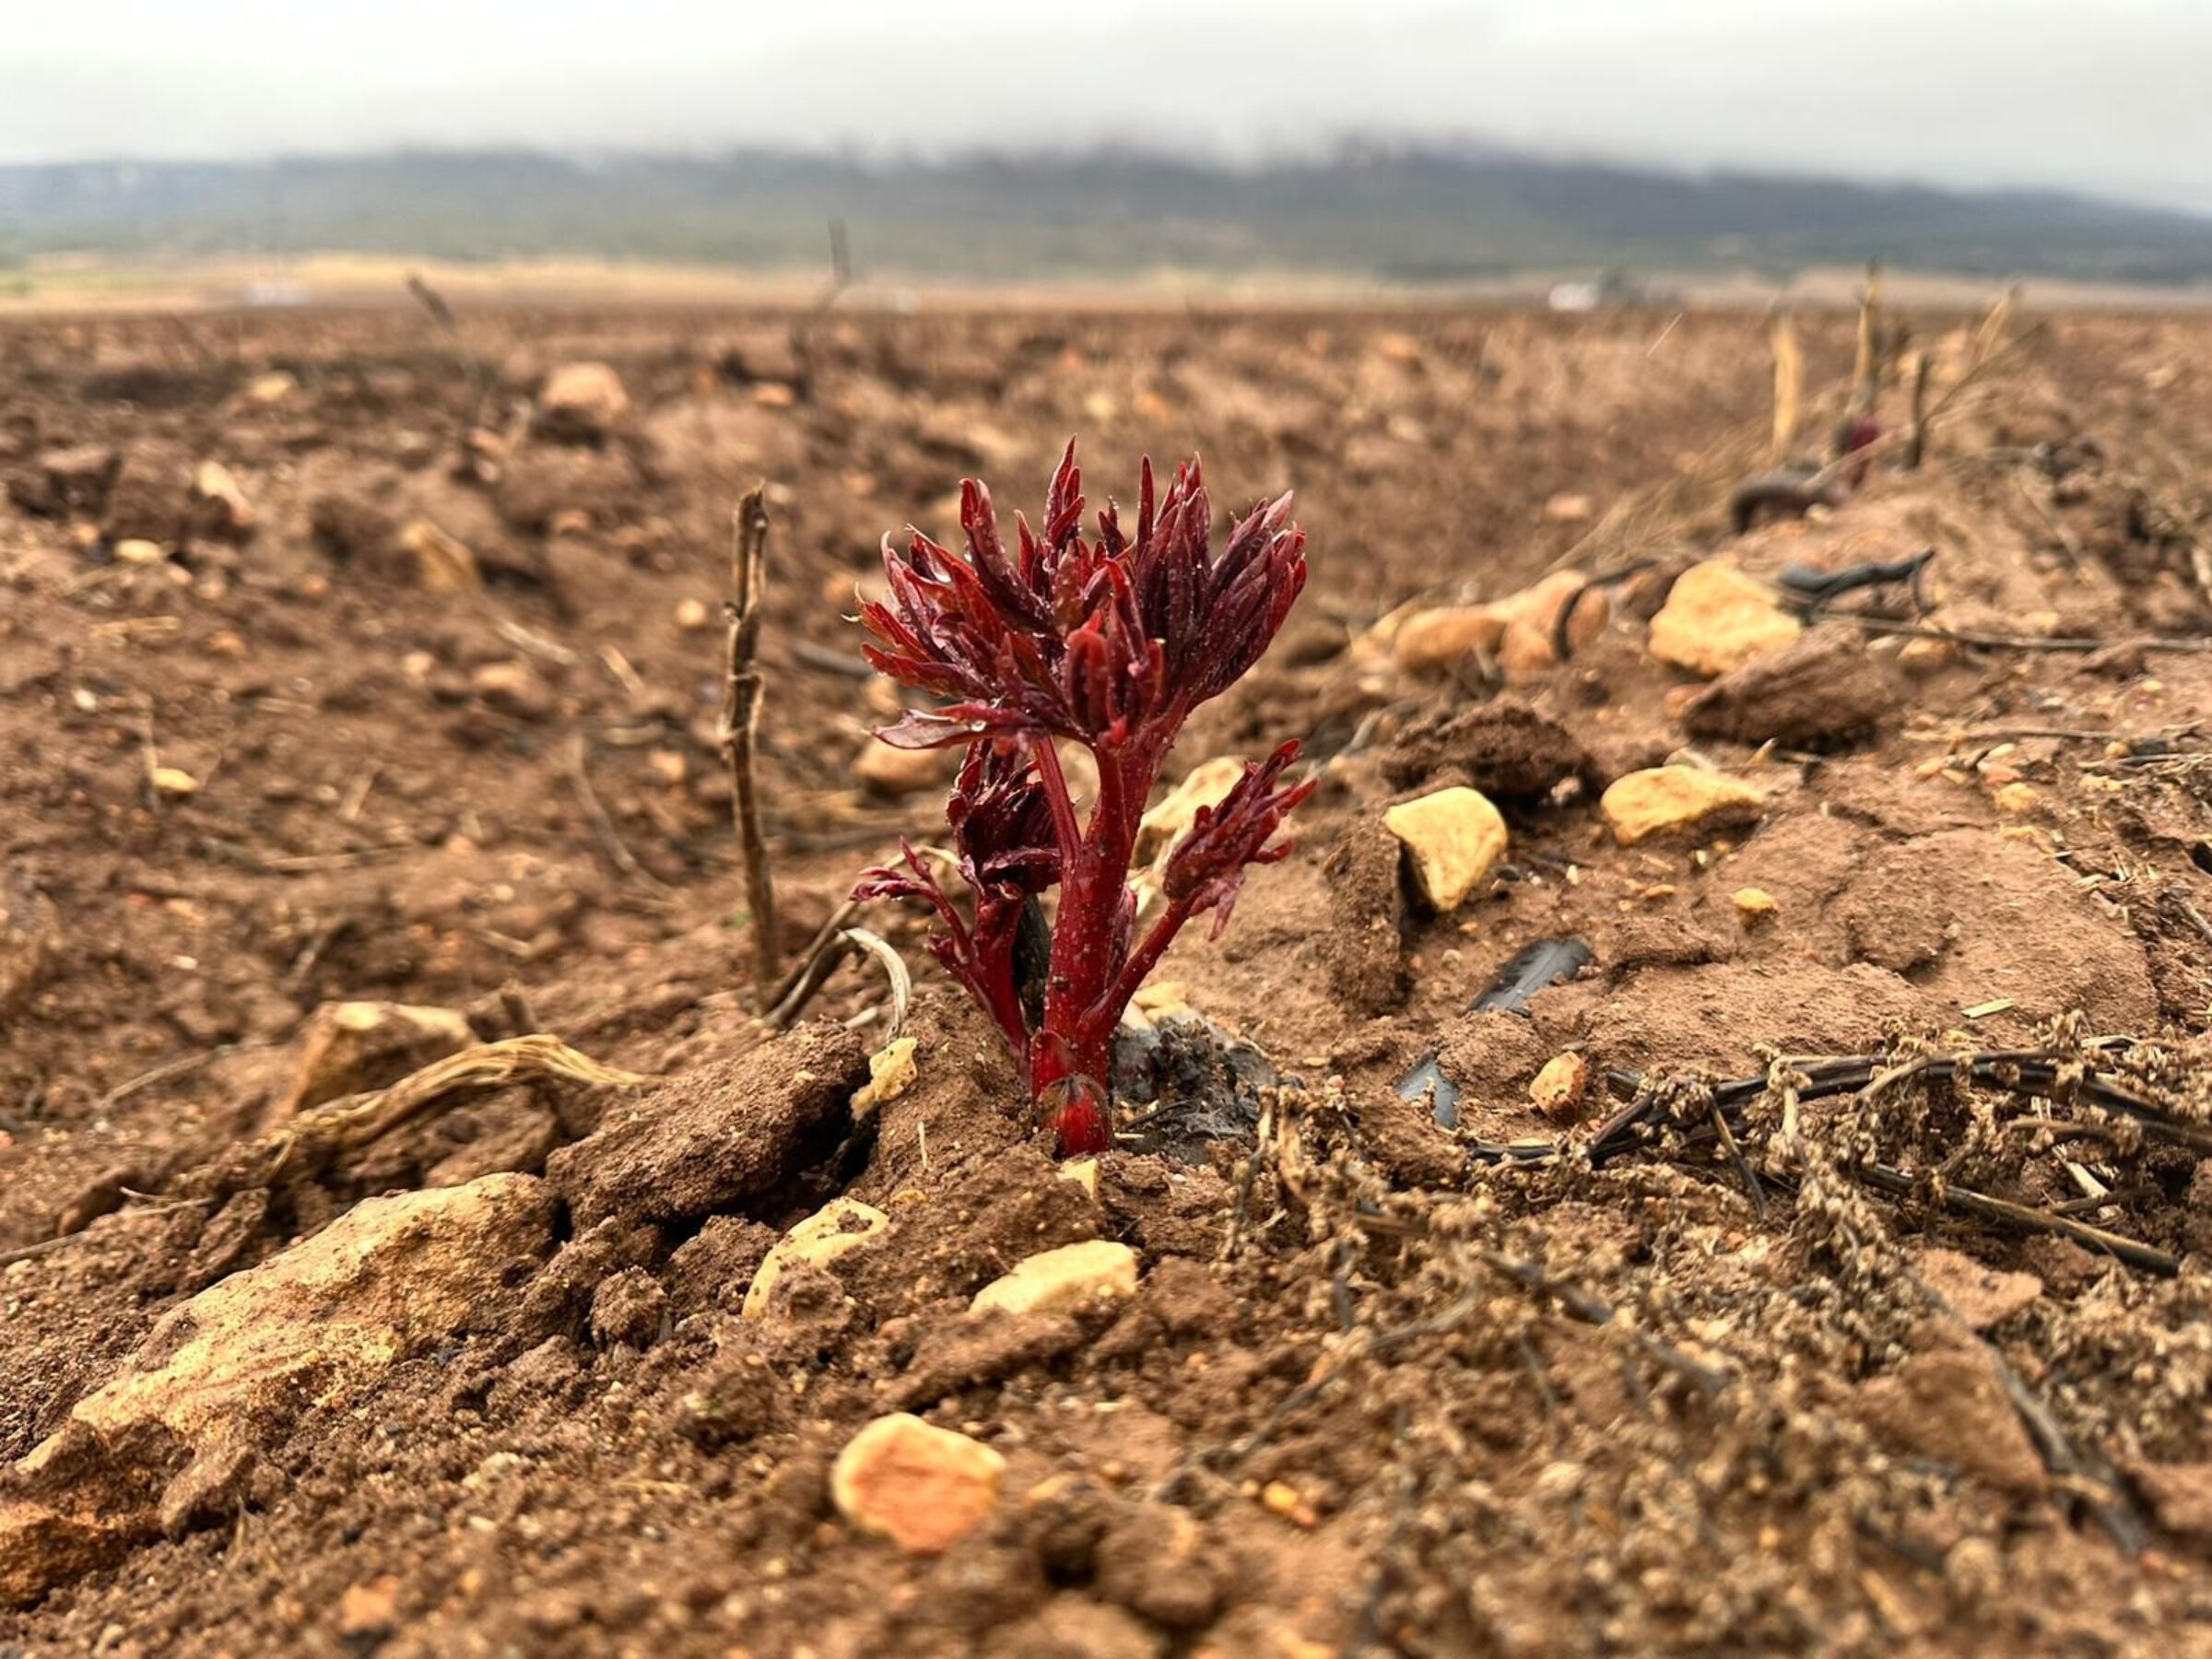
(4, 0), (2206, 215)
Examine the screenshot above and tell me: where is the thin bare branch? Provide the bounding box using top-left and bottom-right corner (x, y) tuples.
(719, 484), (780, 1006)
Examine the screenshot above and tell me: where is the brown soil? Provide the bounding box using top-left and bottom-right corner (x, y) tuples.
(5, 301), (2212, 1656)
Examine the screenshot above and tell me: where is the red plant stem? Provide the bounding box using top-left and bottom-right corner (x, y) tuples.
(972, 939), (1032, 1070)
(1031, 738), (1153, 1100)
(1089, 893), (1197, 1036)
(1029, 736), (1085, 865)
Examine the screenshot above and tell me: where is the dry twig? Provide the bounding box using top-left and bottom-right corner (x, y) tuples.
(566, 734), (676, 900)
(177, 1034), (651, 1205)
(1849, 259), (1883, 417)
(719, 485), (780, 1006)
(1769, 312), (1804, 462)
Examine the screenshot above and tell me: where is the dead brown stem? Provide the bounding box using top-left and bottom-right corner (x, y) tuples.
(175, 1034), (652, 1206)
(720, 485), (780, 1007)
(1903, 353), (1934, 470)
(566, 734), (675, 900)
(1770, 312), (1804, 462)
(1850, 259), (1882, 417)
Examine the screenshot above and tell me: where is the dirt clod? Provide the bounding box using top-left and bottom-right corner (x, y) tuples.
(549, 1022), (868, 1230)
(1380, 699), (1594, 801)
(588, 1265), (670, 1348)
(1320, 819), (1409, 1014)
(1677, 627), (1903, 746)
(1855, 1343), (2050, 1500)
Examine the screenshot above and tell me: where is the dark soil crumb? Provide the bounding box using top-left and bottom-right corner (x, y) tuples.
(1381, 697), (1595, 800)
(1320, 818), (1411, 1015)
(1678, 626), (1907, 746)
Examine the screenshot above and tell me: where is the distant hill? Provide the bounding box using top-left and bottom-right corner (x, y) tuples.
(6, 145), (2212, 287)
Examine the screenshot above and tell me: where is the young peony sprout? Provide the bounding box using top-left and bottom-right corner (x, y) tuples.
(854, 441), (1313, 1154)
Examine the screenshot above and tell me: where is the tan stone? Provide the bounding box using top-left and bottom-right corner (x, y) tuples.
(537, 360), (630, 435)
(191, 460), (255, 538)
(1544, 491), (1594, 523)
(1530, 1053), (1589, 1120)
(41, 1174), (554, 1458)
(337, 1574), (403, 1639)
(1394, 604), (1508, 673)
(1382, 786), (1509, 911)
(971, 1240), (1138, 1318)
(1129, 982), (1194, 1021)
(1600, 767), (1765, 846)
(1, 1176), (554, 1607)
(742, 1197), (890, 1319)
(1394, 572), (1604, 680)
(280, 1000), (475, 1118)
(674, 596), (712, 629)
(395, 519), (481, 592)
(113, 537), (165, 565)
(1732, 887), (1778, 923)
(1898, 636), (1958, 675)
(244, 371), (297, 405)
(853, 740), (950, 799)
(1994, 782), (2041, 816)
(1493, 571), (1606, 653)
(1058, 1158), (1100, 1202)
(471, 661), (554, 721)
(0, 1500), (118, 1611)
(852, 1037), (918, 1113)
(148, 765), (200, 796)
(1498, 609), (1595, 683)
(832, 1414), (1006, 1555)
(1648, 562), (1802, 677)
(1261, 1480), (1319, 1527)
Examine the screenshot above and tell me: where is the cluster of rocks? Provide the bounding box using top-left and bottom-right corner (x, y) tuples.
(0, 997), (1164, 1610)
(6, 443), (257, 571)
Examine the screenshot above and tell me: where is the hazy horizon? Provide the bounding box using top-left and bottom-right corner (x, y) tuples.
(4, 0), (2207, 217)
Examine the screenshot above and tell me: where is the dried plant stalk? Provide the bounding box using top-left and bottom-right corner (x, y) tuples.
(1770, 312), (1804, 461)
(172, 1034), (652, 1206)
(1850, 259), (1882, 415)
(1904, 350), (1935, 469)
(719, 485), (779, 1006)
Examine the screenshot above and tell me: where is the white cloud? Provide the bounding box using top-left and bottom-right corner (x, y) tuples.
(1, 0), (2206, 214)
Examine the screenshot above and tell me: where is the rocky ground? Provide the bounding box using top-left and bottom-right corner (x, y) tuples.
(4, 300), (2212, 1656)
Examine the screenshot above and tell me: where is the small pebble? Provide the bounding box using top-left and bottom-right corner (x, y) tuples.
(1732, 887), (1778, 923)
(831, 1414), (1005, 1555)
(1530, 1053), (1589, 1121)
